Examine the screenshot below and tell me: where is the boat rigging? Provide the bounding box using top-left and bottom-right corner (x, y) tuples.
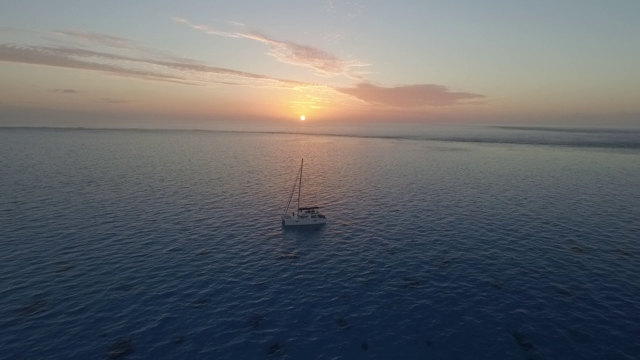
(282, 159), (327, 226)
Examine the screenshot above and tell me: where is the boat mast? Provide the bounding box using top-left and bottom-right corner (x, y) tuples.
(282, 159), (304, 218)
(297, 158), (303, 210)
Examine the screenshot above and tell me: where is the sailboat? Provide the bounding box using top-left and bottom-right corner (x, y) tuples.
(282, 159), (327, 226)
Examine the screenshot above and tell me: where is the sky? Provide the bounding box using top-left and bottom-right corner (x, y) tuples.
(1, 0), (639, 128)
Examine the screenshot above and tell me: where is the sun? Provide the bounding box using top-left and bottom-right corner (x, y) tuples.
(300, 115), (306, 121)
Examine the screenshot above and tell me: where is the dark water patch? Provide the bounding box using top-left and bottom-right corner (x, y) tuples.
(434, 259), (450, 268)
(491, 281), (504, 290)
(382, 243), (398, 255)
(248, 314), (263, 328)
(172, 335), (185, 345)
(20, 298), (48, 316)
(190, 295), (209, 308)
(614, 249), (633, 257)
(106, 338), (134, 359)
(568, 245), (585, 254)
(568, 326), (588, 341)
(117, 283), (136, 292)
(54, 262), (76, 273)
(339, 291), (353, 303)
(425, 339), (434, 347)
(554, 285), (573, 298)
(361, 340), (369, 350)
(267, 342), (285, 356)
(401, 277), (420, 288)
(335, 317), (350, 330)
(196, 248), (211, 256)
(509, 330), (534, 351)
(360, 277), (378, 286)
(277, 252), (299, 260)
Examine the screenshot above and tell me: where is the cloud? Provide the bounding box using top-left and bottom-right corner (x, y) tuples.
(227, 21), (245, 27)
(172, 18), (242, 38)
(52, 30), (139, 49)
(248, 32), (366, 76)
(0, 43), (185, 82)
(51, 29), (199, 64)
(99, 98), (128, 103)
(173, 18), (368, 77)
(335, 83), (484, 107)
(49, 89), (78, 94)
(0, 43), (309, 89)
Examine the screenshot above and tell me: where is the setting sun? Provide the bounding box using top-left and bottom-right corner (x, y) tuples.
(300, 116), (305, 121)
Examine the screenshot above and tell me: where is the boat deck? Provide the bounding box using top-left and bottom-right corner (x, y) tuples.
(282, 209), (326, 226)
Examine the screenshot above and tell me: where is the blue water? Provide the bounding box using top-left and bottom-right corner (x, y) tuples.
(1, 126), (639, 359)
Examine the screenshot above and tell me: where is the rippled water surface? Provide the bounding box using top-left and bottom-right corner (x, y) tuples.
(1, 127), (639, 359)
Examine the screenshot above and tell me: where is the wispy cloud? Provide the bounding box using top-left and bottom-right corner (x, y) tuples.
(0, 43), (185, 83)
(173, 18), (242, 38)
(52, 30), (139, 49)
(99, 98), (128, 103)
(227, 21), (246, 27)
(0, 43), (309, 89)
(335, 83), (484, 107)
(249, 31), (367, 76)
(173, 18), (368, 77)
(51, 29), (197, 63)
(49, 89), (78, 94)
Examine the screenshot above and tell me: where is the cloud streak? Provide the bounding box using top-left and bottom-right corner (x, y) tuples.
(173, 18), (367, 77)
(99, 98), (128, 103)
(335, 83), (484, 107)
(51, 29), (197, 63)
(52, 30), (139, 49)
(49, 89), (78, 94)
(0, 43), (309, 89)
(0, 43), (185, 83)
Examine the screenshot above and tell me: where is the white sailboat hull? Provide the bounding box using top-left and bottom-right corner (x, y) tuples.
(282, 215), (326, 226)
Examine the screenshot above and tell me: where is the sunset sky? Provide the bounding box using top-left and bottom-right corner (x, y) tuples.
(1, 0), (639, 127)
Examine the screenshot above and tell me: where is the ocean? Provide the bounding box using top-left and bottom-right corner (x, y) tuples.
(1, 125), (639, 359)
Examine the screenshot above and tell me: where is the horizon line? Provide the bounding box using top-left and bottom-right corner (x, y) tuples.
(2, 125), (640, 150)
